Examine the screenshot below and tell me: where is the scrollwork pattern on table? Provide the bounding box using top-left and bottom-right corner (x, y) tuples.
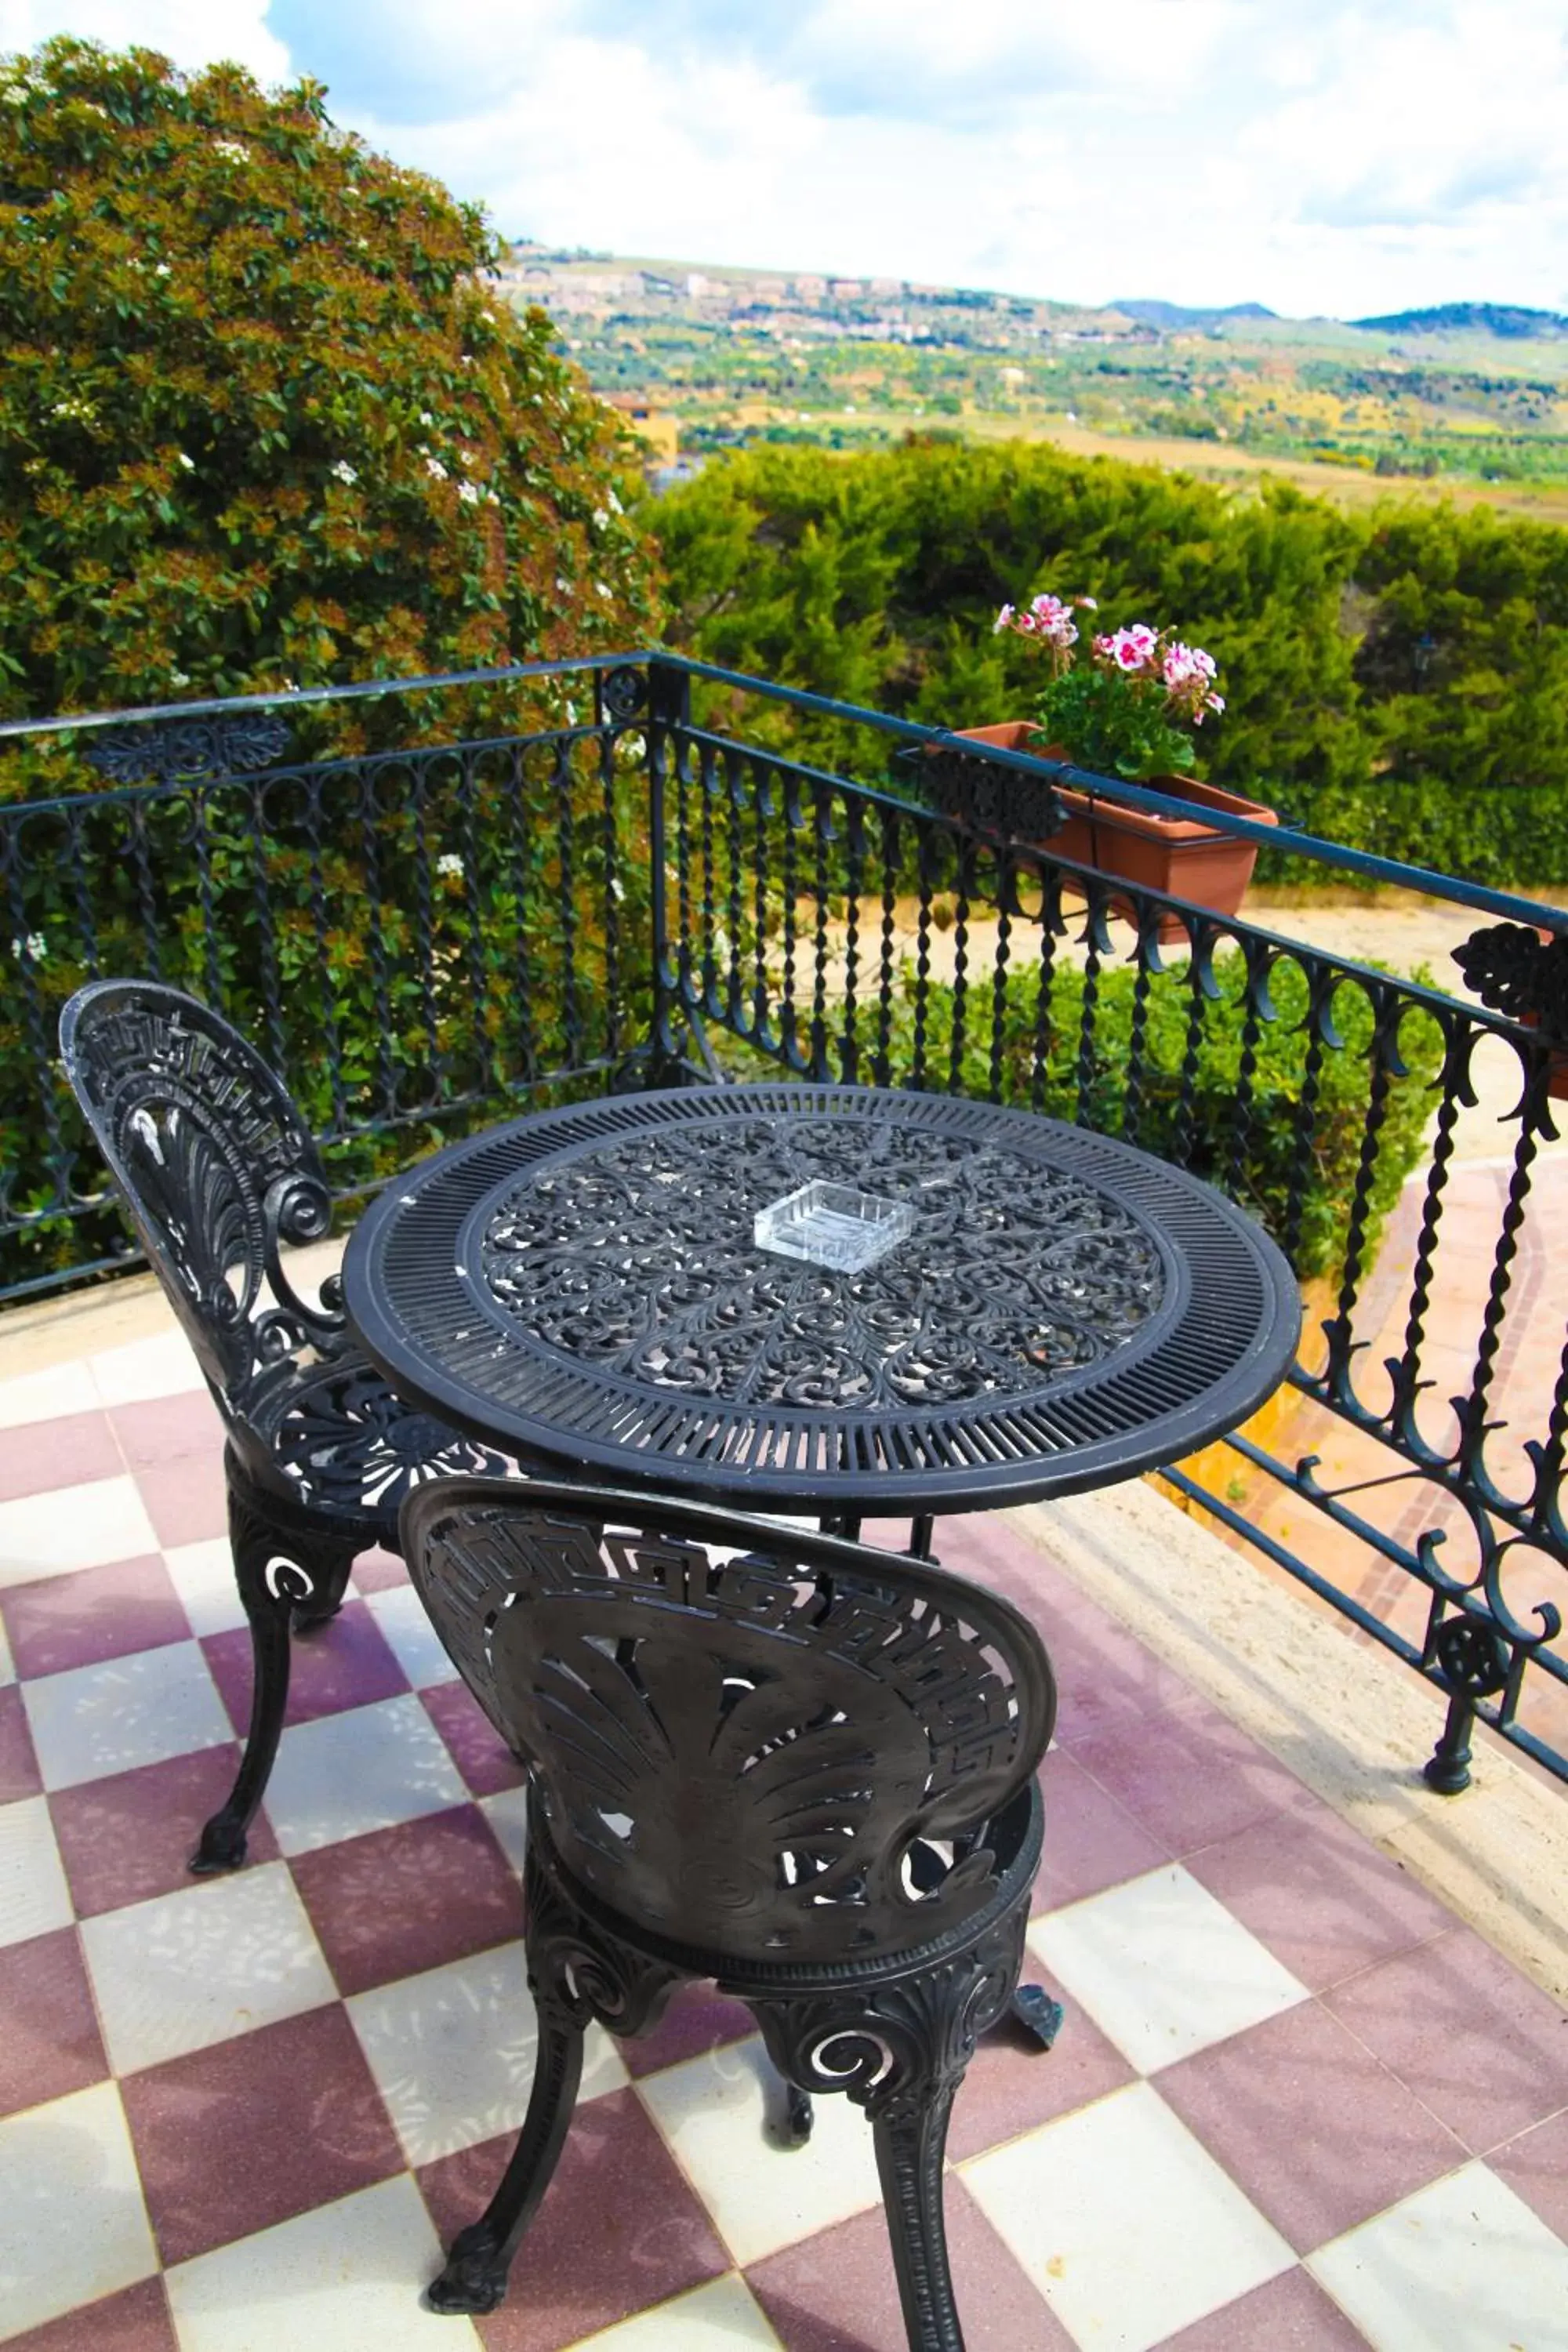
(477, 1115), (1166, 1414)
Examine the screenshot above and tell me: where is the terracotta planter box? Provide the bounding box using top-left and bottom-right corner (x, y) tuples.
(941, 721), (1277, 922)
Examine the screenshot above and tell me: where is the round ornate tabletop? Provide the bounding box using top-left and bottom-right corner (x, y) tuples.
(343, 1084), (1301, 1512)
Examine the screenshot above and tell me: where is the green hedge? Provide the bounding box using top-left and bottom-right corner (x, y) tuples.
(649, 438), (1568, 885)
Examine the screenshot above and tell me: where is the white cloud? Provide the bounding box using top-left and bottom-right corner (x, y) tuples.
(0, 0), (288, 79)
(5, 0), (1567, 316)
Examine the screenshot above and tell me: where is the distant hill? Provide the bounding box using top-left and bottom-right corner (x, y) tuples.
(1352, 302), (1568, 339)
(1110, 299), (1277, 329)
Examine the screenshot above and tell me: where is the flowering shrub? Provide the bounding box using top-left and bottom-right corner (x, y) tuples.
(993, 592), (1225, 781)
(0, 37), (659, 746)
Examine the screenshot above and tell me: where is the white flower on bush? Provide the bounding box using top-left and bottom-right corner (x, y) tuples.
(212, 139), (250, 163)
(457, 480), (480, 505)
(3, 86), (30, 107)
(50, 397), (96, 423)
(424, 455), (448, 481)
(436, 852), (464, 878)
(11, 933), (46, 962)
(419, 411), (436, 426)
(330, 459), (358, 485)
(595, 581), (613, 599)
(154, 262), (172, 278)
(176, 452), (195, 470)
(606, 488), (623, 514)
(592, 508), (608, 530)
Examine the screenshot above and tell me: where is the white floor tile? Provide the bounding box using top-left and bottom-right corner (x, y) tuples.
(22, 1639), (231, 1791)
(347, 1942), (627, 2167)
(1028, 1864), (1308, 2073)
(0, 1356), (100, 1431)
(574, 2274), (782, 2350)
(365, 1584), (459, 1689)
(0, 1473), (159, 1588)
(636, 2035), (883, 2267)
(80, 1860), (336, 2074)
(163, 1537), (245, 1637)
(89, 1326), (205, 1407)
(0, 2082), (158, 2337)
(1308, 2160), (1568, 2352)
(263, 1693), (470, 1855)
(478, 1785), (529, 1876)
(0, 1795), (74, 1948)
(963, 2080), (1294, 2352)
(165, 2173), (479, 2351)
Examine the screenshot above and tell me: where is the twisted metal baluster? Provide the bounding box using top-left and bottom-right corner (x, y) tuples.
(128, 797), (164, 977)
(191, 786), (223, 1008)
(779, 773), (804, 1071)
(1120, 905), (1162, 1148)
(304, 773), (349, 1134)
(506, 741), (539, 1085)
(1321, 982), (1404, 1406)
(1451, 1069), (1550, 1486)
(909, 826), (938, 1094)
(1030, 863), (1061, 1112)
(458, 748), (493, 1097)
(988, 858), (1014, 1106)
(840, 796), (864, 1084)
(241, 779), (289, 1078)
(699, 738), (720, 1018)
(1385, 1015), (1470, 1437)
(811, 782), (833, 1081)
(1279, 957), (1334, 1274)
(555, 734), (583, 1068)
(66, 804), (103, 983)
(751, 757), (774, 1051)
(874, 808), (899, 1089)
(599, 724), (625, 1060)
(353, 763), (396, 1125)
(725, 744), (745, 1034)
(1073, 883), (1112, 1131)
(946, 830), (971, 1097)
(1224, 938), (1276, 1207)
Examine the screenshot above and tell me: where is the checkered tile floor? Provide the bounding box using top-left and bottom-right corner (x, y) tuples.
(3, 1326), (1568, 2351)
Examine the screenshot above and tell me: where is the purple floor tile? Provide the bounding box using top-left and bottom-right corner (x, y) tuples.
(290, 1804), (522, 1995)
(5, 2278), (176, 2352)
(0, 1928), (108, 2118)
(0, 1681), (42, 1802)
(418, 2088), (728, 2352)
(1152, 2265), (1373, 2350)
(947, 1962), (1135, 2164)
(121, 2002), (402, 2266)
(0, 1410), (122, 1503)
(135, 1454), (229, 1547)
(747, 2180), (1075, 2352)
(1034, 1745), (1171, 1913)
(351, 1545), (409, 1595)
(48, 1742), (279, 1917)
(108, 1391), (224, 1470)
(422, 1679), (528, 1796)
(202, 1598), (408, 1733)
(2, 1554), (190, 1679)
(1068, 1697), (1305, 1854)
(1185, 1800), (1453, 1992)
(1490, 2107), (1568, 2242)
(1323, 1926), (1568, 2154)
(1156, 1998), (1465, 2252)
(617, 1983), (757, 2079)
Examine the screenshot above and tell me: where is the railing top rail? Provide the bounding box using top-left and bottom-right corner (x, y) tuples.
(3, 647), (1563, 936)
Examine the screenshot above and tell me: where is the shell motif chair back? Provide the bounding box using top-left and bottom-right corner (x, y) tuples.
(58, 978), (500, 1872)
(401, 1475), (1055, 2350)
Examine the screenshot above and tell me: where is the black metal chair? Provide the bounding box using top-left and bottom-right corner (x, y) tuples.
(399, 1475), (1055, 2352)
(58, 978), (510, 1873)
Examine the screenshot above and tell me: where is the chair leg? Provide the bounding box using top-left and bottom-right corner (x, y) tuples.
(191, 1465), (358, 1875)
(427, 1993), (585, 2315)
(873, 2084), (964, 2352)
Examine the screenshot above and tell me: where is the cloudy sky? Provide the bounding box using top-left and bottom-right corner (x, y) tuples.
(5, 0), (1566, 318)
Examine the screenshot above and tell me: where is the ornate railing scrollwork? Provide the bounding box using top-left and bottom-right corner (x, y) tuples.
(79, 712), (292, 786)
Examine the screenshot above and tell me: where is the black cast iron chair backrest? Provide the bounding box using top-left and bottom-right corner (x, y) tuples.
(401, 1476), (1056, 1965)
(58, 980), (343, 1421)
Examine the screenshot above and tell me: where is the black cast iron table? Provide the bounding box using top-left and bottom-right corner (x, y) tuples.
(343, 1083), (1301, 1522)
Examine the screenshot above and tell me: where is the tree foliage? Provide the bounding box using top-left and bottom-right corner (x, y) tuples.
(0, 38), (658, 732)
(650, 438), (1568, 882)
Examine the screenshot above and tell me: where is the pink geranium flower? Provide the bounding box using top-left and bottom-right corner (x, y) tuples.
(1096, 623), (1159, 673)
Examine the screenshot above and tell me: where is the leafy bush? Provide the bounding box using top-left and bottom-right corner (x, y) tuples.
(0, 37), (659, 749)
(650, 437), (1568, 884)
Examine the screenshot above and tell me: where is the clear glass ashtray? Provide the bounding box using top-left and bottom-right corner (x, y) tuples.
(753, 1181), (915, 1273)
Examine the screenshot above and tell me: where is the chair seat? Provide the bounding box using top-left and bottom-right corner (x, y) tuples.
(263, 1347), (511, 1529)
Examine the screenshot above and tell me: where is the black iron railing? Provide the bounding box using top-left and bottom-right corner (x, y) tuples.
(2, 652), (1564, 1792)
